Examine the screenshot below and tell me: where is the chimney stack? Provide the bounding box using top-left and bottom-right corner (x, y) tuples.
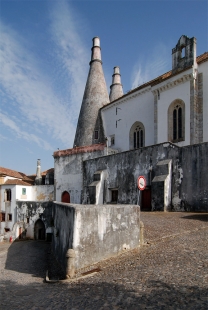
(109, 66), (123, 102)
(35, 159), (42, 185)
(73, 37), (109, 147)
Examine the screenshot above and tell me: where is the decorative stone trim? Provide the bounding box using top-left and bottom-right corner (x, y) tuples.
(152, 73), (193, 95)
(190, 72), (203, 144)
(103, 86), (151, 111)
(154, 93), (158, 144)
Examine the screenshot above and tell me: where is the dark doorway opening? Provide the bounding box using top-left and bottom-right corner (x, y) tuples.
(141, 188), (151, 211)
(34, 219), (45, 240)
(62, 191), (70, 203)
(111, 190), (118, 203)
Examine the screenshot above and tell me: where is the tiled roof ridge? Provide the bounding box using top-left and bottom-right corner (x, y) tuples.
(54, 143), (106, 158)
(0, 166), (26, 179)
(102, 51), (208, 108)
(4, 179), (32, 186)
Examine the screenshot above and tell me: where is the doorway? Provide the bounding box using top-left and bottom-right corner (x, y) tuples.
(111, 190), (118, 203)
(141, 188), (151, 211)
(34, 219), (45, 240)
(61, 191), (70, 203)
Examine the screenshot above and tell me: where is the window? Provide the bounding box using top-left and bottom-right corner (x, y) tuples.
(129, 122), (145, 150)
(168, 99), (185, 142)
(133, 126), (144, 148)
(181, 47), (185, 58)
(111, 135), (115, 146)
(94, 130), (99, 140)
(5, 189), (11, 201)
(7, 213), (12, 221)
(0, 212), (5, 222)
(22, 188), (26, 195)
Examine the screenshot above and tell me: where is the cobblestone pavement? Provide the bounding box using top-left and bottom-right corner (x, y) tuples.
(0, 212), (207, 310)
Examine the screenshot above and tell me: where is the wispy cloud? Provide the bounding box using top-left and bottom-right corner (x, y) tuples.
(49, 0), (89, 122)
(0, 0), (89, 150)
(131, 43), (170, 89)
(0, 112), (53, 150)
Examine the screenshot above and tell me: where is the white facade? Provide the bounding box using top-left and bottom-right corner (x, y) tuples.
(102, 87), (154, 151)
(102, 55), (208, 152)
(0, 182), (54, 240)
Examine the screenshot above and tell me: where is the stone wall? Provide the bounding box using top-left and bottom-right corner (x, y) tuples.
(83, 142), (208, 211)
(15, 201), (140, 276)
(51, 203), (140, 274)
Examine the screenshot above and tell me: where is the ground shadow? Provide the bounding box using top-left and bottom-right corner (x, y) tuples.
(0, 277), (207, 309)
(4, 240), (50, 278)
(181, 213), (208, 222)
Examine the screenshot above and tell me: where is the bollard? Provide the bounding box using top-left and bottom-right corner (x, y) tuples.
(140, 221), (144, 246)
(66, 249), (76, 278)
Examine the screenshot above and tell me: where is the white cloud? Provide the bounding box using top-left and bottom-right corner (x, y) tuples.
(0, 112), (53, 150)
(131, 43), (170, 89)
(49, 0), (89, 122)
(0, 1), (89, 150)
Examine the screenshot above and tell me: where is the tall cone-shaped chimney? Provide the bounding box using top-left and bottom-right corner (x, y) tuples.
(109, 66), (123, 102)
(73, 37), (109, 147)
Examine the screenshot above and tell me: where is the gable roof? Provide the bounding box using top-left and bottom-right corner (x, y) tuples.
(0, 166), (26, 179)
(102, 52), (208, 108)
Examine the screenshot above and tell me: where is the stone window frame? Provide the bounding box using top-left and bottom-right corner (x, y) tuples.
(129, 121), (145, 150)
(168, 99), (185, 143)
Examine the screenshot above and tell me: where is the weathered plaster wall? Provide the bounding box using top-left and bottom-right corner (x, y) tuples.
(54, 147), (105, 204)
(15, 201), (53, 239)
(52, 203), (140, 273)
(83, 143), (179, 207)
(179, 143), (208, 211)
(83, 142), (208, 211)
(51, 202), (75, 272)
(31, 185), (54, 201)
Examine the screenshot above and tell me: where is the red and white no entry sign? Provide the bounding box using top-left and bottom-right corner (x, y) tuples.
(138, 176), (146, 190)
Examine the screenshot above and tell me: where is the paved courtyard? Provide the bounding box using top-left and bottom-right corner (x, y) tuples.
(0, 212), (207, 309)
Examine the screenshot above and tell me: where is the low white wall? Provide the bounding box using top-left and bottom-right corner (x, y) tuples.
(52, 203), (140, 273)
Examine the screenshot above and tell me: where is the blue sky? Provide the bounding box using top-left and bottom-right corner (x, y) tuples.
(0, 0), (207, 174)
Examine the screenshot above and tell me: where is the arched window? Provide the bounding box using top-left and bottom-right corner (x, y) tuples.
(61, 191), (70, 203)
(129, 122), (145, 150)
(168, 99), (185, 142)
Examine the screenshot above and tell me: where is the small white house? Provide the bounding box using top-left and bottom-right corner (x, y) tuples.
(0, 165), (54, 241)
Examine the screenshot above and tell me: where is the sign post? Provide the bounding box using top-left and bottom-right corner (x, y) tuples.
(137, 176), (146, 205)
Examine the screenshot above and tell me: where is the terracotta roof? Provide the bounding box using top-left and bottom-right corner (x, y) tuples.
(4, 179), (32, 186)
(41, 168), (54, 176)
(53, 143), (106, 158)
(102, 52), (208, 107)
(197, 52), (208, 64)
(0, 166), (26, 179)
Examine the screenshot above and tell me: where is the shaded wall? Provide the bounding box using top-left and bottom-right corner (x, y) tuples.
(83, 142), (208, 211)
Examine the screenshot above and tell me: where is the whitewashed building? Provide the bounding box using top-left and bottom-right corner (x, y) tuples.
(54, 35), (208, 211)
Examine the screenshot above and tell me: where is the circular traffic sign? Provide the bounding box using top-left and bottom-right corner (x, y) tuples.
(138, 176), (146, 190)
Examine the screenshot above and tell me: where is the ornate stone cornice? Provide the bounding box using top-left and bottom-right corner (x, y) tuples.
(152, 73), (193, 95)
